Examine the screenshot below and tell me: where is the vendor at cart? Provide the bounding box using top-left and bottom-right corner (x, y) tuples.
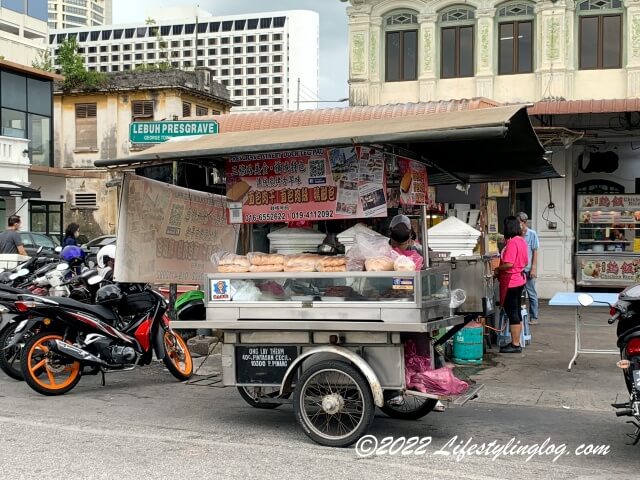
(388, 214), (424, 270)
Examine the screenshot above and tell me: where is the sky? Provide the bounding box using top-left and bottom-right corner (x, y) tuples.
(113, 0), (350, 106)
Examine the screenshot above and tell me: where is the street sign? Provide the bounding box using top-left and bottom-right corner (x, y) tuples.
(129, 120), (219, 144)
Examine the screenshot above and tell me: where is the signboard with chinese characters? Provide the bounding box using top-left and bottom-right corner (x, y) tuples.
(579, 194), (640, 211)
(578, 256), (640, 286)
(225, 147), (387, 224)
(397, 158), (428, 205)
(129, 121), (219, 143)
(115, 174), (238, 284)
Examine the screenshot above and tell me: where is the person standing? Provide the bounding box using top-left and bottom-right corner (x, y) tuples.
(518, 212), (540, 325)
(63, 223), (80, 247)
(495, 216), (528, 353)
(0, 215), (28, 256)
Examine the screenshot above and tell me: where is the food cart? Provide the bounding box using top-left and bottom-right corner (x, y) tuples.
(96, 104), (560, 447)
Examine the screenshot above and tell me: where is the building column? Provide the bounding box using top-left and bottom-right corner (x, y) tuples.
(536, 2), (571, 99)
(418, 13), (438, 101)
(625, 1), (640, 96)
(475, 8), (496, 98)
(347, 4), (374, 106)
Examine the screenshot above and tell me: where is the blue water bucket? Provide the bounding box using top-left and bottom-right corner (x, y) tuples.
(452, 325), (484, 365)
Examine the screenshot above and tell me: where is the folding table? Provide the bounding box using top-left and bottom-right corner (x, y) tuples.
(549, 292), (620, 371)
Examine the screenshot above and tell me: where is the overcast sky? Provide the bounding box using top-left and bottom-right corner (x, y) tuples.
(113, 0), (350, 106)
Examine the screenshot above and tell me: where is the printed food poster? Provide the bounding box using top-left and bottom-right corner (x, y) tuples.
(397, 157), (428, 206)
(116, 174), (238, 284)
(225, 147), (387, 224)
(579, 194), (640, 209)
(580, 257), (640, 285)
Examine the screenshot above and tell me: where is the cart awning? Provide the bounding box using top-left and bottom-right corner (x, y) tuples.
(96, 105), (559, 184)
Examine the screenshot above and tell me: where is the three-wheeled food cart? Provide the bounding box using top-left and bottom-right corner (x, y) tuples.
(96, 104), (560, 447)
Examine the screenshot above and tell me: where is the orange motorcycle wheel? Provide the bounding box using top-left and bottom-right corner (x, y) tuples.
(162, 331), (193, 381)
(21, 332), (81, 396)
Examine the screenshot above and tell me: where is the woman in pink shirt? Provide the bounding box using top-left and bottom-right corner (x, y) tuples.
(494, 216), (529, 353)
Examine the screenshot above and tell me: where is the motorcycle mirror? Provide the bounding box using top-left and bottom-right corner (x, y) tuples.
(577, 293), (594, 307)
(55, 246), (62, 253)
(17, 268), (30, 277)
(87, 275), (103, 286)
(56, 263), (69, 271)
(8, 273), (18, 281)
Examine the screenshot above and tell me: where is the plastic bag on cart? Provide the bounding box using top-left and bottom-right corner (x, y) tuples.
(231, 280), (261, 301)
(404, 340), (469, 396)
(346, 225), (398, 271)
(394, 255), (417, 272)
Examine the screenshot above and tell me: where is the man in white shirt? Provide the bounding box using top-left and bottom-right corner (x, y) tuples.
(518, 212), (540, 325)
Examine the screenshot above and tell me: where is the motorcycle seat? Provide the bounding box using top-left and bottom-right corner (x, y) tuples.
(44, 296), (119, 322)
(0, 285), (31, 295)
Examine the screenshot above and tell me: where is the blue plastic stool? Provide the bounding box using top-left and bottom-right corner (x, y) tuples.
(497, 305), (530, 348)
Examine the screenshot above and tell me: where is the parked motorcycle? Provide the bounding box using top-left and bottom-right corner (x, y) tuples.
(12, 282), (193, 395)
(579, 289), (640, 444)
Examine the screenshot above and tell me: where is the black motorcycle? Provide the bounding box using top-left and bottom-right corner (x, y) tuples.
(10, 283), (192, 395)
(580, 288), (640, 444)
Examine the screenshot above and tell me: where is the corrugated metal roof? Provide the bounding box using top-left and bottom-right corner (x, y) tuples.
(199, 98), (500, 133)
(529, 98), (640, 115)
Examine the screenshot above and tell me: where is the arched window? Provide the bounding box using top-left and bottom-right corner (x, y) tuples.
(578, 0), (623, 70)
(439, 6), (475, 79)
(497, 2), (534, 75)
(384, 10), (418, 82)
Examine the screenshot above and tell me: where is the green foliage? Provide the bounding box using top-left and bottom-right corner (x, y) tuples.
(57, 38), (106, 92)
(31, 50), (54, 72)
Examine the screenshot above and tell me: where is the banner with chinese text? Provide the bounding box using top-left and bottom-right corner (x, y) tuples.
(225, 147), (387, 223)
(116, 174), (238, 284)
(579, 256), (640, 286)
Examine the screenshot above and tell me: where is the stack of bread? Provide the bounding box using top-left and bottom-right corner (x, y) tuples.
(284, 254), (322, 272)
(217, 254), (250, 273)
(364, 256), (395, 272)
(248, 253), (285, 272)
(316, 256), (347, 272)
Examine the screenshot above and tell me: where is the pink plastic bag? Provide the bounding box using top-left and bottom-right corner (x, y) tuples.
(404, 340), (469, 396)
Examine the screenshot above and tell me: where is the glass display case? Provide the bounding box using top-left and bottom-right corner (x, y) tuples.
(576, 194), (640, 287)
(204, 266), (451, 324)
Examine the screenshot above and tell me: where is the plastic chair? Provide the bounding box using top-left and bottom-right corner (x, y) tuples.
(497, 306), (528, 349)
(521, 289), (532, 346)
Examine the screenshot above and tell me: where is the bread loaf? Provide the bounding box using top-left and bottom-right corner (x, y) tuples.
(284, 265), (317, 272)
(317, 265), (347, 272)
(219, 255), (250, 268)
(249, 253), (285, 266)
(284, 254), (321, 269)
(249, 264), (284, 272)
(365, 256), (395, 272)
(218, 265), (250, 273)
(317, 256), (346, 268)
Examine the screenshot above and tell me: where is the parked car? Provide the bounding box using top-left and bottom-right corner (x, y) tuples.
(19, 232), (61, 257)
(81, 235), (116, 265)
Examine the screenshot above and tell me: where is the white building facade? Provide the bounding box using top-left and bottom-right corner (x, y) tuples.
(343, 0), (640, 297)
(47, 0), (112, 30)
(49, 9), (320, 111)
(0, 0), (48, 65)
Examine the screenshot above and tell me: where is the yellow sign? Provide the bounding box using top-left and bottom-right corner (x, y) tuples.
(634, 238), (640, 253)
(488, 182), (510, 197)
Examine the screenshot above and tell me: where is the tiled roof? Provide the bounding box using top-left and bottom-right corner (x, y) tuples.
(529, 98), (640, 115)
(202, 98), (500, 133)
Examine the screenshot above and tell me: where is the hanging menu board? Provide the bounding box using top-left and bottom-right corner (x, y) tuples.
(225, 147), (387, 224)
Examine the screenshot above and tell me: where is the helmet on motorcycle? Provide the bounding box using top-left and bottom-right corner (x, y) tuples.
(95, 284), (123, 305)
(60, 245), (85, 267)
(97, 244), (116, 269)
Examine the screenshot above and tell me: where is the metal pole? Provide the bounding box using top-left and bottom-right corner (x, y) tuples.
(169, 161), (178, 320)
(421, 204), (429, 269)
(296, 77), (300, 111)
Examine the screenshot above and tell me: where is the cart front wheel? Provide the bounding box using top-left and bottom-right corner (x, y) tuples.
(293, 360), (374, 447)
(380, 393), (437, 420)
(237, 386), (289, 409)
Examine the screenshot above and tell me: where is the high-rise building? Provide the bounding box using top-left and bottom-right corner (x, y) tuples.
(49, 9), (320, 111)
(47, 0), (112, 29)
(0, 0), (48, 64)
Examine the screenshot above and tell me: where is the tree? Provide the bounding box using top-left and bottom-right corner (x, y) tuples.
(57, 37), (106, 92)
(32, 49), (54, 72)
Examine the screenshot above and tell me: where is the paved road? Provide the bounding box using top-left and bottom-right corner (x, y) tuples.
(1, 362), (639, 480)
